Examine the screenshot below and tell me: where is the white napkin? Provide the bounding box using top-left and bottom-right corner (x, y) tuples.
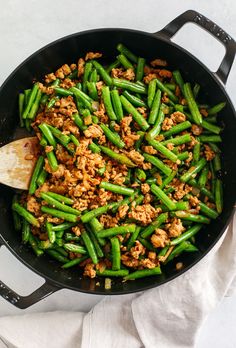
(0, 214), (235, 348)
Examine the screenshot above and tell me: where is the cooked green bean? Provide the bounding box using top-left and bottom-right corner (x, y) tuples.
(113, 78), (147, 94)
(38, 123), (57, 148)
(100, 181), (134, 196)
(208, 102), (226, 115)
(198, 165), (209, 188)
(106, 59), (120, 73)
(102, 86), (117, 121)
(117, 43), (138, 63)
(45, 221), (56, 243)
(160, 170), (177, 189)
(127, 226), (142, 250)
(81, 203), (115, 223)
(41, 206), (78, 223)
(199, 135), (222, 143)
(180, 158), (207, 183)
(155, 79), (178, 103)
(136, 57), (145, 81)
(46, 249), (69, 263)
(162, 133), (192, 146)
(70, 134), (80, 147)
(89, 141), (101, 153)
(145, 136), (178, 163)
(99, 224), (136, 238)
(37, 168), (47, 187)
(87, 81), (98, 101)
(81, 231), (98, 264)
(201, 120), (221, 135)
(82, 62), (93, 92)
(192, 138), (201, 164)
(22, 219), (30, 243)
(64, 243), (87, 254)
(99, 145), (136, 167)
(97, 269), (129, 277)
(147, 107), (165, 138)
(174, 211), (210, 224)
(41, 193), (80, 215)
(183, 83), (202, 125)
(143, 153), (172, 176)
(166, 241), (198, 263)
(148, 89), (161, 124)
(29, 156), (44, 195)
(213, 154), (221, 172)
(62, 255), (88, 269)
(170, 224), (203, 245)
(151, 184), (176, 211)
(29, 234), (44, 256)
(199, 202), (218, 219)
(18, 93), (25, 127)
(47, 125), (71, 145)
(117, 54), (134, 70)
(100, 123), (124, 148)
(111, 237), (121, 270)
(141, 212), (168, 238)
(122, 91), (146, 107)
(45, 192), (74, 205)
(173, 70), (185, 96)
(124, 267), (161, 280)
(46, 149), (58, 172)
(110, 89), (123, 122)
(28, 89), (42, 120)
(193, 83), (200, 99)
(215, 179), (223, 214)
(120, 95), (150, 130)
(22, 83), (39, 119)
(162, 121), (192, 138)
(92, 60), (112, 86)
(147, 79), (156, 108)
(51, 222), (76, 232)
(72, 113), (87, 131)
(12, 202), (39, 227)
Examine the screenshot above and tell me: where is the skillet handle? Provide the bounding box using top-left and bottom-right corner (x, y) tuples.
(0, 241), (60, 309)
(155, 10), (236, 84)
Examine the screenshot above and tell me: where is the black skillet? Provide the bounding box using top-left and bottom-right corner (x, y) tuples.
(0, 10), (236, 308)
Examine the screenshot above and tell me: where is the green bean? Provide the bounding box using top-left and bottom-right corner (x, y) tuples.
(162, 134), (192, 146)
(12, 202), (39, 227)
(22, 219), (30, 243)
(87, 81), (98, 101)
(155, 78), (178, 103)
(38, 240), (54, 250)
(12, 196), (22, 231)
(138, 236), (156, 251)
(151, 184), (176, 210)
(63, 233), (80, 242)
(72, 113), (87, 131)
(177, 151), (190, 161)
(50, 78), (60, 87)
(81, 203), (115, 224)
(81, 230), (98, 264)
(113, 78), (147, 94)
(199, 135), (222, 143)
(86, 227), (104, 258)
(45, 192), (74, 206)
(166, 241), (198, 263)
(82, 62), (93, 92)
(141, 212), (168, 238)
(45, 221), (56, 243)
(27, 88), (42, 120)
(106, 59), (120, 73)
(88, 217), (106, 246)
(148, 89), (161, 124)
(111, 193), (136, 213)
(38, 123), (57, 148)
(162, 121), (192, 138)
(117, 54), (134, 70)
(116, 43), (138, 63)
(120, 95), (150, 131)
(46, 150), (58, 172)
(100, 181), (134, 196)
(28, 156), (44, 195)
(174, 211), (210, 224)
(99, 224), (136, 238)
(134, 131), (145, 150)
(110, 237), (121, 270)
(97, 269), (129, 277)
(215, 179), (223, 214)
(47, 125), (71, 145)
(51, 222), (76, 232)
(41, 193), (80, 216)
(29, 234), (44, 256)
(192, 138), (201, 164)
(54, 87), (73, 97)
(136, 57), (145, 81)
(170, 224), (203, 245)
(206, 115), (217, 123)
(110, 89), (123, 122)
(213, 153), (221, 172)
(158, 245), (169, 258)
(24, 89), (31, 105)
(127, 226), (142, 250)
(92, 60), (112, 86)
(180, 158), (207, 183)
(19, 93), (25, 127)
(67, 68), (78, 80)
(46, 249), (69, 263)
(62, 255), (87, 269)
(47, 96), (58, 109)
(133, 194), (144, 206)
(41, 206), (78, 223)
(122, 91), (146, 108)
(161, 201), (190, 212)
(101, 86), (117, 120)
(145, 136), (178, 163)
(147, 79), (156, 108)
(173, 70), (185, 96)
(198, 165), (209, 188)
(134, 168), (146, 182)
(88, 68), (98, 82)
(124, 266), (161, 280)
(22, 83), (39, 119)
(69, 134), (79, 147)
(147, 107), (165, 138)
(208, 102), (226, 115)
(183, 83), (202, 125)
(201, 120), (222, 135)
(164, 83), (176, 91)
(70, 87), (93, 109)
(193, 83), (200, 99)
(89, 142), (101, 153)
(99, 145), (136, 167)
(100, 123), (124, 148)
(143, 153), (172, 176)
(37, 168), (47, 187)
(159, 171), (176, 190)
(64, 243), (87, 254)
(199, 202), (218, 219)
(146, 178), (157, 185)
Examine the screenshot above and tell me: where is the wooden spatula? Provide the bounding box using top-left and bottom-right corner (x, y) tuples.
(0, 137), (39, 190)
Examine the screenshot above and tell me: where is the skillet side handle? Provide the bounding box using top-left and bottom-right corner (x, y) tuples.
(0, 240), (60, 309)
(155, 10), (236, 84)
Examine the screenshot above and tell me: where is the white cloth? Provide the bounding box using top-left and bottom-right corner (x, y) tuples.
(0, 214), (235, 348)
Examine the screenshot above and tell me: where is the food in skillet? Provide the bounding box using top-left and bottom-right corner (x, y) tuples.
(12, 43), (224, 282)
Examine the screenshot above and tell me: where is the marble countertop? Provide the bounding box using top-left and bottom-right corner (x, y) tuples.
(0, 1), (236, 347)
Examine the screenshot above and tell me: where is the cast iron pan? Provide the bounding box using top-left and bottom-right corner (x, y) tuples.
(0, 10), (236, 308)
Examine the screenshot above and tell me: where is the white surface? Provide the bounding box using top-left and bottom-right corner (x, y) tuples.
(0, 0), (235, 347)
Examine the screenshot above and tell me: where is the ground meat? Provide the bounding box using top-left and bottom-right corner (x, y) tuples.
(151, 228), (169, 248)
(200, 108), (208, 117)
(117, 204), (129, 219)
(123, 134), (140, 148)
(100, 214), (118, 228)
(85, 52), (102, 60)
(159, 70), (172, 78)
(189, 195), (200, 207)
(72, 226), (81, 236)
(141, 183), (150, 194)
(60, 78), (76, 89)
(191, 124), (203, 136)
(128, 204), (158, 225)
(204, 145), (215, 161)
(130, 241), (146, 259)
(84, 124), (103, 138)
(150, 58), (167, 67)
(171, 111), (186, 124)
(55, 64), (71, 79)
(27, 196), (41, 216)
(83, 263), (96, 278)
(171, 178), (192, 200)
(121, 254), (139, 268)
(143, 193), (153, 204)
(123, 68), (135, 81)
(166, 218), (185, 238)
(143, 73), (158, 84)
(142, 146), (157, 154)
(77, 58), (85, 77)
(162, 117), (174, 131)
(45, 72), (56, 84)
(166, 143), (174, 150)
(127, 150), (144, 165)
(140, 258), (157, 269)
(52, 164), (65, 179)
